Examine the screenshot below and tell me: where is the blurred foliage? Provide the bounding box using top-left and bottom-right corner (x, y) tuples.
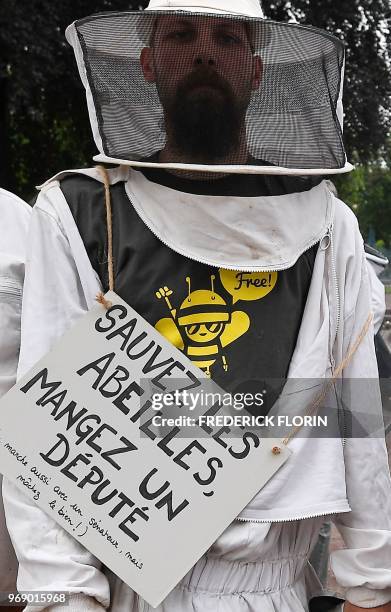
(0, 0), (390, 243)
(0, 0), (147, 197)
(334, 163), (391, 247)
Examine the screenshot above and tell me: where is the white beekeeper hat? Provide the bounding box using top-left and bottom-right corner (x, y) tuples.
(65, 0), (353, 175)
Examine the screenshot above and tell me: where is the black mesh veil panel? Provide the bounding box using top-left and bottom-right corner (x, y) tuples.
(69, 11), (347, 172)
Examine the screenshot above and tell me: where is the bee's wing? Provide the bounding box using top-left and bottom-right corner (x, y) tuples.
(220, 311), (250, 348)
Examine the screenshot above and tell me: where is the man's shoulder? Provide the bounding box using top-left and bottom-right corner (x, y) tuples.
(35, 166), (130, 218)
(60, 172), (106, 207)
(38, 165), (129, 193)
(333, 195), (360, 231)
(331, 196), (365, 266)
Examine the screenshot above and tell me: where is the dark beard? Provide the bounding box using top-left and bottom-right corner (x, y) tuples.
(167, 69), (244, 163)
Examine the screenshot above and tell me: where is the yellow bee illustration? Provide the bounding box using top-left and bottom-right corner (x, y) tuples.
(155, 275), (250, 377)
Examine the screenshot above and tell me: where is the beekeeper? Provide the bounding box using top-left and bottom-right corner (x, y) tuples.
(3, 1), (391, 612)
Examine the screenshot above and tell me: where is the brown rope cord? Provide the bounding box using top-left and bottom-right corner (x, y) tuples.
(282, 312), (374, 447)
(95, 165), (115, 309)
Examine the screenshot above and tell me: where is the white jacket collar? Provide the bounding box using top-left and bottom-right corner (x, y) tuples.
(125, 170), (334, 271)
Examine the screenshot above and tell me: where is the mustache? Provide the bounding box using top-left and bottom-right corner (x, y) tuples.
(178, 68), (233, 96)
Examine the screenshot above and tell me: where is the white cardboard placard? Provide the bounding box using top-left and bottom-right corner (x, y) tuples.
(0, 292), (290, 607)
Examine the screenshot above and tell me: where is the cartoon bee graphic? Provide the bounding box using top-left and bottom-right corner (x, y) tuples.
(155, 275), (250, 377)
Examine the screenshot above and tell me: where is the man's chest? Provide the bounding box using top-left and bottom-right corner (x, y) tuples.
(63, 178), (317, 408)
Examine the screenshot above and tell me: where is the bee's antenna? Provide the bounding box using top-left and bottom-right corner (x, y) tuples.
(186, 277), (191, 302)
(211, 275), (216, 300)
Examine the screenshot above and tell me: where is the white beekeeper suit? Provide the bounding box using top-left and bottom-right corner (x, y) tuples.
(0, 187), (30, 595)
(2, 1), (391, 611)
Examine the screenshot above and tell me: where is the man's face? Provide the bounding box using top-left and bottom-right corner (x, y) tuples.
(141, 16), (261, 162)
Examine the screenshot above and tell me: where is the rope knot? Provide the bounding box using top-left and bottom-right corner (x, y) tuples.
(96, 292), (112, 310)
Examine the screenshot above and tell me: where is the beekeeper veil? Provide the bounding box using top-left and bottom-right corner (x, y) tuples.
(66, 0), (352, 175)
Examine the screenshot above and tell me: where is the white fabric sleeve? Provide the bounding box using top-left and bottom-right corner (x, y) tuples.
(0, 190), (31, 592)
(0, 276), (21, 591)
(330, 243), (391, 608)
(2, 190), (110, 612)
(366, 260), (386, 334)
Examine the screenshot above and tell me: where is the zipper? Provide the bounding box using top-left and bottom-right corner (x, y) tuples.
(125, 186), (333, 274)
(232, 226), (345, 525)
(326, 226), (348, 447)
(0, 277), (22, 297)
(329, 225), (341, 357)
(235, 508), (343, 524)
(320, 224), (348, 447)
